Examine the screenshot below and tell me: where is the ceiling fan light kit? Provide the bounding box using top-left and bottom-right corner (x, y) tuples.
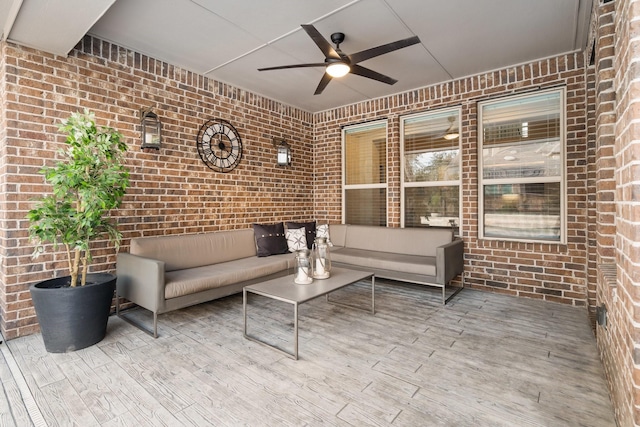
(258, 24), (420, 95)
(443, 116), (459, 140)
(444, 131), (459, 140)
(326, 62), (350, 78)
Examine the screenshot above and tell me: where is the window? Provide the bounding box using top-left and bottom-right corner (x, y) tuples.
(479, 88), (565, 242)
(343, 121), (387, 226)
(401, 108), (461, 229)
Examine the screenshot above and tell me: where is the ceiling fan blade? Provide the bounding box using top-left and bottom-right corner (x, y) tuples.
(301, 24), (340, 59)
(314, 73), (333, 95)
(350, 64), (397, 85)
(258, 63), (327, 71)
(348, 36), (420, 64)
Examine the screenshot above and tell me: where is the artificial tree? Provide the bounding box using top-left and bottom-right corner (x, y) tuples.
(27, 109), (130, 285)
(26, 109), (130, 352)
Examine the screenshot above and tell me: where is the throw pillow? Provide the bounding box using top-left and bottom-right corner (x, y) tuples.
(316, 224), (333, 247)
(285, 221), (316, 249)
(285, 227), (307, 252)
(253, 222), (289, 257)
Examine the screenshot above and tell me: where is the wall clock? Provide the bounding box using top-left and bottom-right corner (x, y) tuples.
(196, 118), (243, 172)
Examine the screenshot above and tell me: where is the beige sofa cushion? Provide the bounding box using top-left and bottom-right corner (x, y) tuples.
(342, 225), (452, 257)
(164, 254), (292, 299)
(331, 248), (436, 277)
(130, 229), (257, 272)
(327, 224), (347, 247)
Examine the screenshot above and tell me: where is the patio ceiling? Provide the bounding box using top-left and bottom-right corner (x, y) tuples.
(1, 0), (593, 113)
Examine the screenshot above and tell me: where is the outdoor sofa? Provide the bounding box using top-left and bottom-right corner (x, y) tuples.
(115, 222), (464, 337)
(328, 224), (464, 304)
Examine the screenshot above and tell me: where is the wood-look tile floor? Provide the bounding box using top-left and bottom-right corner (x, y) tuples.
(3, 281), (615, 426)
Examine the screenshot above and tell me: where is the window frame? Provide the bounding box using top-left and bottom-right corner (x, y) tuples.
(342, 120), (389, 226)
(400, 107), (462, 230)
(478, 87), (567, 244)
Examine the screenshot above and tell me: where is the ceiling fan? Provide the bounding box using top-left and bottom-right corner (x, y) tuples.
(258, 24), (421, 95)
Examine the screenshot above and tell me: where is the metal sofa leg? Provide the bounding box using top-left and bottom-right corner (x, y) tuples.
(443, 273), (465, 305)
(116, 298), (159, 338)
(153, 312), (158, 338)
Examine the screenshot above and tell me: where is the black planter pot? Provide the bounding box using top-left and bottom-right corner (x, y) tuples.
(29, 273), (116, 353)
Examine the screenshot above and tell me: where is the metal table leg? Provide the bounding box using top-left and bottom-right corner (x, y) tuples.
(293, 302), (298, 360)
(243, 288), (299, 360)
(326, 274), (376, 314)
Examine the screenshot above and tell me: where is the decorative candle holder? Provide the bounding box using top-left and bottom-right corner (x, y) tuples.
(294, 249), (313, 285)
(312, 236), (331, 279)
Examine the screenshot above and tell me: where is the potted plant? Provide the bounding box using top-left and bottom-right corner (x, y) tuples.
(27, 109), (130, 353)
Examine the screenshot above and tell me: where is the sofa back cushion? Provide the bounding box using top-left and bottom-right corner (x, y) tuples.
(129, 229), (257, 272)
(327, 224), (347, 247)
(343, 225), (453, 257)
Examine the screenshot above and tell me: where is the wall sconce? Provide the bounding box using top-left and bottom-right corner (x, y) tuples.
(141, 109), (161, 150)
(273, 137), (291, 166)
(596, 303), (607, 328)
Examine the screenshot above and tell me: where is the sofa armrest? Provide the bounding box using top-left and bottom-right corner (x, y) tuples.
(116, 252), (166, 313)
(436, 238), (464, 285)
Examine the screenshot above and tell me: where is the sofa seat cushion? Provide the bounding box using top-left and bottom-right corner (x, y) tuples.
(164, 255), (290, 299)
(331, 247), (436, 277)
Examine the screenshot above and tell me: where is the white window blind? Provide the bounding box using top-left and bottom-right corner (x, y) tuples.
(401, 108), (461, 229)
(343, 121), (387, 226)
(479, 89), (565, 243)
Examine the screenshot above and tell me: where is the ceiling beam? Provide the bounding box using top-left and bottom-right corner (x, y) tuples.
(6, 0), (116, 56)
(1, 0), (23, 41)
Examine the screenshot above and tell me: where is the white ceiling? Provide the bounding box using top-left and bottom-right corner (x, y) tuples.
(1, 0), (593, 113)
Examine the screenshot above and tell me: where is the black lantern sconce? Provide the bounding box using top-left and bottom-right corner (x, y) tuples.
(141, 109), (162, 150)
(273, 137), (291, 166)
(596, 303), (607, 328)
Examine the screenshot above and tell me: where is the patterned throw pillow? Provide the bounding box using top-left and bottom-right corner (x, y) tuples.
(285, 221), (316, 249)
(253, 222), (289, 257)
(285, 227), (307, 252)
(316, 224), (333, 247)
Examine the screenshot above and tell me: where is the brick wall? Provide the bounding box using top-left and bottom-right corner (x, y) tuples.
(593, 0), (623, 423)
(0, 36), (314, 339)
(314, 54), (590, 306)
(0, 42), (8, 339)
(584, 0), (599, 322)
(595, 0), (640, 425)
(595, 1), (618, 266)
(586, 61), (598, 319)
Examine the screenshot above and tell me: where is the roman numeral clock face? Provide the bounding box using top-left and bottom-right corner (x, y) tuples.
(196, 119), (243, 172)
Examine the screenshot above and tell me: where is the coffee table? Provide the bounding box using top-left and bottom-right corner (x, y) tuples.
(243, 267), (375, 360)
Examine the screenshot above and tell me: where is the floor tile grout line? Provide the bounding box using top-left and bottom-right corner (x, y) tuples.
(0, 334), (47, 427)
